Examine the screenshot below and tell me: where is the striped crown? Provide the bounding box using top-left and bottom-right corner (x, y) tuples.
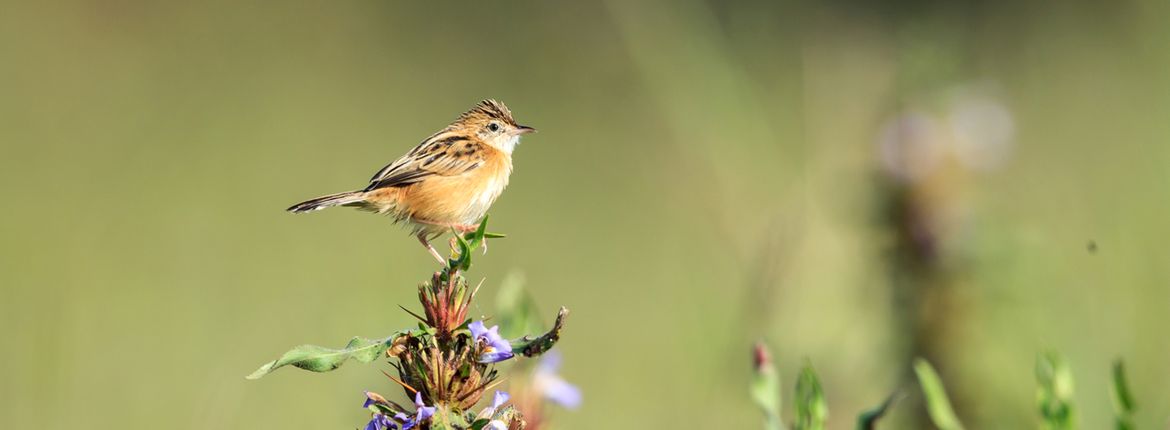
(456, 99), (516, 125)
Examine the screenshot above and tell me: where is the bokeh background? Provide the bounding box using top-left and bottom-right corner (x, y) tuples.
(3, 1), (1168, 428)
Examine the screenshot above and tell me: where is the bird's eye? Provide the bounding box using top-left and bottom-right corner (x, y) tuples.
(488, 123), (500, 132)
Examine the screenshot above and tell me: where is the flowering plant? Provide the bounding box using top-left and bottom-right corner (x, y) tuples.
(248, 218), (570, 429)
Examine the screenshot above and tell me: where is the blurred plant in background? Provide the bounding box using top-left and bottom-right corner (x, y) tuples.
(1035, 350), (1076, 430)
(490, 273), (581, 429)
(4, 1), (1170, 428)
(870, 8), (1019, 429)
(876, 63), (1016, 430)
(1110, 361), (1137, 430)
(247, 220), (575, 429)
(502, 350), (582, 429)
(751, 343), (784, 430)
(752, 343), (1143, 430)
(874, 87), (1016, 426)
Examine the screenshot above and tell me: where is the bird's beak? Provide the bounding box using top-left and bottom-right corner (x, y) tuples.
(514, 125), (536, 135)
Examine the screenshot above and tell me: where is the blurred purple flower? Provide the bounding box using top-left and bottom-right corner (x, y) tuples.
(877, 111), (945, 183)
(489, 390), (510, 410)
(877, 85), (1015, 182)
(470, 320), (514, 363)
(484, 420), (508, 430)
(534, 350), (581, 409)
(476, 390), (511, 420)
(948, 90), (1014, 171)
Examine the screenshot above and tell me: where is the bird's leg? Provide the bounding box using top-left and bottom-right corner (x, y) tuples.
(417, 232), (446, 265)
(412, 218), (484, 255)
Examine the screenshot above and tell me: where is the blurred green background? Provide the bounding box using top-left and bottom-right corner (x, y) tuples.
(2, 1), (1168, 428)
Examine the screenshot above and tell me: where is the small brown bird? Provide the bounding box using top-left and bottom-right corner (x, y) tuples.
(288, 100), (534, 263)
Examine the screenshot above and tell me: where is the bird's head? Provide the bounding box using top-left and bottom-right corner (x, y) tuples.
(452, 99), (535, 154)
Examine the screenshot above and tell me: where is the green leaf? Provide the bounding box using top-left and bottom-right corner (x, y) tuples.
(855, 392), (900, 430)
(1036, 351), (1076, 430)
(246, 336), (392, 379)
(750, 343), (784, 430)
(470, 215), (489, 246)
(446, 215), (507, 271)
(450, 232), (473, 271)
(1111, 359), (1136, 430)
(914, 358), (965, 430)
(794, 362), (828, 430)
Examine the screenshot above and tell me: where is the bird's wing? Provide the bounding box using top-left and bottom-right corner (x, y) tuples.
(364, 134), (489, 190)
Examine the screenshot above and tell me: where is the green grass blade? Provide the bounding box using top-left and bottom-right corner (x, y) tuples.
(1111, 359), (1136, 430)
(794, 361), (828, 430)
(914, 358), (965, 430)
(856, 392), (901, 430)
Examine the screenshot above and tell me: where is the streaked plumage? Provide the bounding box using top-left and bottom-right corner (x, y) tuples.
(287, 99), (534, 263)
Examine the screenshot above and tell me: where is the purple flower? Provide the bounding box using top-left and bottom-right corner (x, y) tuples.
(362, 392), (398, 430)
(475, 390), (511, 420)
(534, 350), (581, 409)
(469, 320), (514, 363)
(484, 420), (508, 430)
(364, 413), (396, 430)
(490, 390), (510, 410)
(414, 393), (437, 420)
(396, 392), (436, 430)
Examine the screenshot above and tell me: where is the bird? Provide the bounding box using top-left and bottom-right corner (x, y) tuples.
(287, 99), (534, 263)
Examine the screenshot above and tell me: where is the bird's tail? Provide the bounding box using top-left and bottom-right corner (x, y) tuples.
(287, 191), (366, 213)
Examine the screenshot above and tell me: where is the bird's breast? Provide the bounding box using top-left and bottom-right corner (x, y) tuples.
(402, 157), (511, 225)
(461, 160), (511, 223)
